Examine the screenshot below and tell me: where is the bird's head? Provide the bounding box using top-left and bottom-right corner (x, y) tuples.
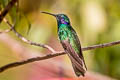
(41, 12), (70, 25)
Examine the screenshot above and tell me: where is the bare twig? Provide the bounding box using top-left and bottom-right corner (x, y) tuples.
(1, 39), (120, 73)
(0, 19), (14, 34)
(3, 18), (56, 53)
(0, 0), (18, 23)
(1, 19), (120, 73)
(0, 28), (12, 34)
(0, 51), (65, 73)
(82, 40), (120, 51)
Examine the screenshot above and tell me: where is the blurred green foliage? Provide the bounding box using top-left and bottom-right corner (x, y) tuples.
(0, 0), (120, 79)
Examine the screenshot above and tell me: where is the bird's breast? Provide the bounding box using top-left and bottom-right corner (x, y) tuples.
(58, 29), (69, 41)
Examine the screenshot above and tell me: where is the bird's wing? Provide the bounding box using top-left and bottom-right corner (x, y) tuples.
(70, 28), (83, 58)
(61, 40), (86, 76)
(71, 28), (87, 70)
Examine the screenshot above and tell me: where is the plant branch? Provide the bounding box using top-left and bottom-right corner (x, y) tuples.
(0, 19), (14, 34)
(0, 28), (12, 34)
(0, 0), (18, 23)
(0, 39), (120, 73)
(82, 40), (120, 51)
(0, 51), (65, 73)
(3, 18), (56, 53)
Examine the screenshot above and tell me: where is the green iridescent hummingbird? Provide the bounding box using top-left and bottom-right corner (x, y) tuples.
(41, 12), (87, 77)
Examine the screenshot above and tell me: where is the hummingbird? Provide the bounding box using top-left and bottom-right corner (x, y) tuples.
(41, 12), (87, 77)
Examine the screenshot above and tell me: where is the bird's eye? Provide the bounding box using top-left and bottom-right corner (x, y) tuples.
(61, 19), (65, 23)
(61, 18), (64, 21)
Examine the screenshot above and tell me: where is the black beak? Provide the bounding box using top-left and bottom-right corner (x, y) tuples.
(41, 11), (57, 17)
